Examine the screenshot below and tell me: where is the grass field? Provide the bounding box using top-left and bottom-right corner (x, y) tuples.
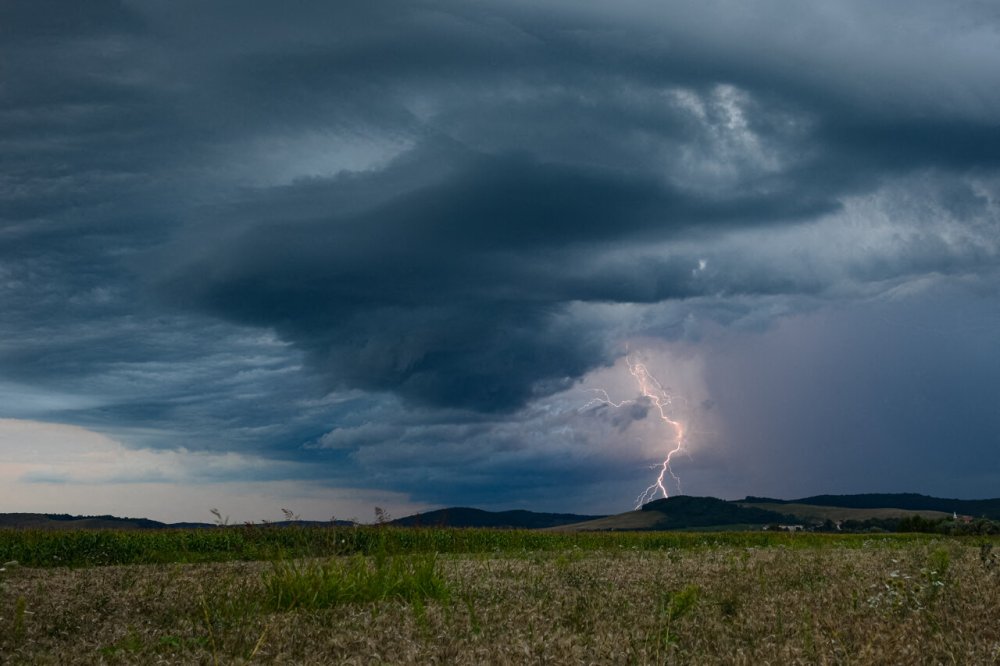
(2, 527), (1000, 664)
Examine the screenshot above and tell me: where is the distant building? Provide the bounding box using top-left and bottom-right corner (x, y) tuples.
(763, 524), (805, 532)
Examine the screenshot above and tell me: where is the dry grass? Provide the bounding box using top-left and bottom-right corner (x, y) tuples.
(2, 540), (1000, 664)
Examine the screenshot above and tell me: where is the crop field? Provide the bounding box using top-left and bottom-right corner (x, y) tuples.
(2, 528), (1000, 664)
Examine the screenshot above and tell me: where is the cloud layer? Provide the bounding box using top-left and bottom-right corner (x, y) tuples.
(2, 1), (999, 516)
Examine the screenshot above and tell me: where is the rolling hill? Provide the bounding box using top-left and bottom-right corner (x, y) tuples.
(737, 502), (951, 523)
(388, 507), (605, 529)
(0, 513), (186, 530)
(0, 513), (354, 530)
(743, 493), (1000, 519)
(4, 492), (997, 532)
(552, 496), (798, 532)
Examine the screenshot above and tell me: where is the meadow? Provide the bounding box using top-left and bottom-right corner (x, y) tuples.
(2, 526), (999, 664)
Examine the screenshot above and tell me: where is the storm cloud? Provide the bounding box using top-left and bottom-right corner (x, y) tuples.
(2, 0), (999, 517)
(142, 1), (1000, 413)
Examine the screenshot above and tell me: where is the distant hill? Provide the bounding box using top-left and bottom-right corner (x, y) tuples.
(553, 496), (796, 532)
(266, 519), (357, 528)
(0, 513), (355, 530)
(1, 508), (588, 531)
(642, 496), (797, 526)
(389, 507), (605, 529)
(0, 513), (183, 530)
(739, 502), (951, 523)
(744, 493), (1000, 519)
(5, 492), (999, 533)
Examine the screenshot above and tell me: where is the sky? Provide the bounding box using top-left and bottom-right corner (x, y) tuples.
(2, 0), (999, 523)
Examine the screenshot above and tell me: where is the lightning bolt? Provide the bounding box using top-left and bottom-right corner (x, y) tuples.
(581, 353), (687, 510)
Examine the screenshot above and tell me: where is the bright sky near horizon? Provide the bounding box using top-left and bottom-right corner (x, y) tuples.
(2, 1), (999, 522)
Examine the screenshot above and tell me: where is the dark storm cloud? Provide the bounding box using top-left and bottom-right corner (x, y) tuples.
(3, 0), (987, 416)
(0, 0), (143, 40)
(155, 138), (840, 410)
(821, 120), (1000, 173)
(151, 1), (1000, 412)
(125, 0), (991, 414)
(2, 0), (1000, 512)
(305, 389), (662, 509)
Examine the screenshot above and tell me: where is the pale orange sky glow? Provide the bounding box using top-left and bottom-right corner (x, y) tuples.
(0, 419), (428, 523)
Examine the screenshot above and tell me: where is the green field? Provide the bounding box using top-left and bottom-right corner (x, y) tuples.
(2, 527), (999, 664)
